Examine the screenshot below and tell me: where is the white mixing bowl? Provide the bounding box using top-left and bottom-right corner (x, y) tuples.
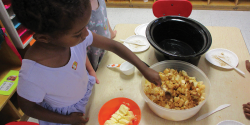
(140, 60), (211, 121)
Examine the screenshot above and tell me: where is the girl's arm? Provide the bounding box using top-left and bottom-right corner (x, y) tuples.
(86, 56), (100, 83)
(107, 19), (117, 39)
(91, 32), (161, 86)
(18, 95), (88, 124)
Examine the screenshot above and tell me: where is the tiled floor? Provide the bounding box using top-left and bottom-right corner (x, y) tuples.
(27, 8), (250, 123)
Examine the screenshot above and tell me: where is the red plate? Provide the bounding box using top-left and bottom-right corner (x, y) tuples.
(6, 122), (38, 125)
(98, 97), (141, 125)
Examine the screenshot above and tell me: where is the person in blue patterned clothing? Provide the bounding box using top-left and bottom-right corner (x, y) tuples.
(86, 0), (117, 84)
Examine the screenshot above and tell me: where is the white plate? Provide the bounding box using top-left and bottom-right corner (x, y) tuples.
(205, 48), (239, 69)
(134, 23), (149, 37)
(123, 35), (150, 52)
(217, 120), (244, 125)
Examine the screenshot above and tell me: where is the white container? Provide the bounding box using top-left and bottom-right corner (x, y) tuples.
(120, 61), (135, 75)
(140, 60), (211, 121)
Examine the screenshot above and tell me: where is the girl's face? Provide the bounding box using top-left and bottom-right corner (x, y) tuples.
(50, 5), (92, 48)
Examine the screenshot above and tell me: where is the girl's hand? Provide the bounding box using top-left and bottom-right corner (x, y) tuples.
(142, 67), (161, 86)
(69, 112), (89, 125)
(89, 70), (100, 84)
(243, 102), (250, 120)
(111, 30), (117, 39)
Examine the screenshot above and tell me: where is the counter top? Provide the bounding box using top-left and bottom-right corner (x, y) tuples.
(86, 24), (250, 125)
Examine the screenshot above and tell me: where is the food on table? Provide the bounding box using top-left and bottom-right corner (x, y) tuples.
(144, 68), (206, 110)
(125, 40), (146, 46)
(212, 52), (231, 66)
(104, 104), (135, 125)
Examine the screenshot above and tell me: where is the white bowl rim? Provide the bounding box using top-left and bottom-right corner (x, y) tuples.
(217, 120), (244, 125)
(140, 60), (211, 113)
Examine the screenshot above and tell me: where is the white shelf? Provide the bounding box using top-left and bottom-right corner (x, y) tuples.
(0, 1), (31, 49)
(7, 6), (15, 20)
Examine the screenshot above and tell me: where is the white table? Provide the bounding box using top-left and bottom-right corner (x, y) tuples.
(85, 24), (250, 125)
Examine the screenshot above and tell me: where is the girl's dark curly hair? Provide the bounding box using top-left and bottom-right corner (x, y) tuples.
(12, 0), (90, 37)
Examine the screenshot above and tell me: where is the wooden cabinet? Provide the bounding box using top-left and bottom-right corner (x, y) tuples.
(105, 0), (250, 10)
(0, 24), (29, 124)
(0, 0), (30, 124)
(0, 36), (27, 124)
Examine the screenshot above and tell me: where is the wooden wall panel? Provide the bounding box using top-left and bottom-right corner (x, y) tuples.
(106, 0), (250, 10)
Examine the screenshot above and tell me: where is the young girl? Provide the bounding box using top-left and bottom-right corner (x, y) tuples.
(86, 0), (117, 83)
(12, 0), (161, 125)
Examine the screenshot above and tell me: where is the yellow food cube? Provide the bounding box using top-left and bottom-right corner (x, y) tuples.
(181, 70), (187, 76)
(123, 115), (134, 121)
(177, 87), (182, 92)
(127, 111), (135, 119)
(118, 104), (130, 115)
(115, 110), (124, 117)
(174, 97), (180, 102)
(112, 113), (122, 121)
(189, 77), (196, 80)
(104, 120), (117, 125)
(159, 72), (166, 80)
(193, 82), (198, 87)
(163, 68), (170, 74)
(119, 119), (130, 124)
(175, 75), (180, 81)
(164, 104), (170, 109)
(200, 85), (205, 90)
(110, 117), (117, 123)
(179, 99), (184, 107)
(114, 123), (126, 125)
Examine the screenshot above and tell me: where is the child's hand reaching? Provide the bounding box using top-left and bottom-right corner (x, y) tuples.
(89, 70), (100, 84)
(142, 67), (162, 86)
(243, 102), (250, 120)
(69, 112), (89, 125)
